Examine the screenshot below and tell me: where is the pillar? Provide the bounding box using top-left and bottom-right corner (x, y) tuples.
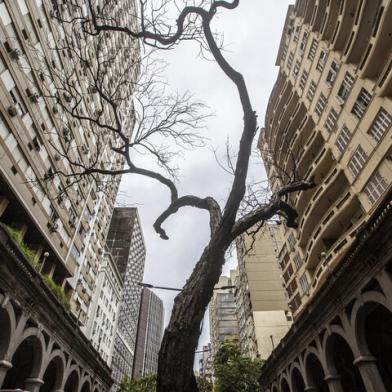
(354, 356), (387, 392)
(0, 360), (12, 386)
(25, 377), (44, 392)
(324, 374), (344, 392)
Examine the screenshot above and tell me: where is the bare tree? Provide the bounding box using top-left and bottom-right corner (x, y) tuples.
(43, 1), (315, 391)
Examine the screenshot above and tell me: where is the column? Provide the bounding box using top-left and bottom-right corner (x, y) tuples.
(354, 356), (387, 392)
(24, 377), (44, 392)
(324, 374), (344, 392)
(0, 360), (12, 386)
(304, 386), (318, 391)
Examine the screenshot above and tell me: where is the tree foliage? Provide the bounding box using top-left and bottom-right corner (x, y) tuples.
(196, 376), (213, 392)
(119, 374), (157, 392)
(213, 342), (263, 392)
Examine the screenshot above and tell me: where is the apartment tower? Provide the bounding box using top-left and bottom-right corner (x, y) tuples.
(259, 1), (392, 391)
(132, 287), (164, 379)
(0, 0), (138, 389)
(235, 224), (292, 360)
(209, 270), (239, 356)
(106, 207), (146, 386)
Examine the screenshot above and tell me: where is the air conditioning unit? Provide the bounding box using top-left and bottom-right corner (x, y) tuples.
(7, 105), (18, 117)
(29, 93), (40, 103)
(63, 93), (72, 103)
(335, 95), (345, 106)
(10, 48), (21, 61)
(52, 105), (59, 114)
(54, 153), (61, 161)
(98, 248), (104, 255)
(49, 219), (59, 232)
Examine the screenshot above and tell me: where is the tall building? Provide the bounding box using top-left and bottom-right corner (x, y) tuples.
(0, 0), (138, 389)
(106, 207), (146, 386)
(85, 251), (123, 367)
(209, 271), (239, 356)
(198, 343), (213, 381)
(132, 288), (164, 379)
(259, 1), (392, 391)
(235, 224), (292, 360)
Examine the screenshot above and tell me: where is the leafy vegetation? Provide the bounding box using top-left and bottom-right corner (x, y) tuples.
(118, 374), (157, 392)
(213, 341), (263, 392)
(195, 376), (213, 392)
(43, 275), (71, 311)
(4, 225), (40, 269)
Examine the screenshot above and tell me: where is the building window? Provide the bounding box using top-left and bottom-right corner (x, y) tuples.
(348, 145), (368, 177)
(287, 51), (294, 68)
(299, 69), (308, 90)
(364, 171), (389, 204)
(293, 60), (300, 79)
(326, 60), (340, 86)
(316, 50), (327, 71)
(308, 39), (318, 61)
(293, 25), (301, 42)
(336, 72), (354, 103)
(287, 233), (296, 251)
(299, 273), (310, 295)
(299, 31), (309, 53)
(315, 93), (327, 116)
(9, 88), (26, 116)
(368, 108), (392, 142)
(306, 81), (317, 102)
(335, 125), (352, 154)
(352, 88), (372, 119)
(325, 107), (338, 133)
(293, 253), (302, 270)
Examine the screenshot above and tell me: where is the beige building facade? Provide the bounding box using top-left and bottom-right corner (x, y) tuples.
(235, 224), (292, 360)
(0, 0), (139, 389)
(259, 1), (392, 391)
(209, 271), (239, 357)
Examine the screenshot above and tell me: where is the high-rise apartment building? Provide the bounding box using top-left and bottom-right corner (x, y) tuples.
(209, 271), (239, 356)
(198, 343), (213, 381)
(132, 288), (164, 379)
(106, 207), (146, 386)
(259, 1), (392, 391)
(85, 251), (123, 367)
(0, 0), (139, 389)
(235, 224), (292, 360)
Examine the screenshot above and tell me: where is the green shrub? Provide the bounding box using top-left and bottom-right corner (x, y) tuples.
(43, 275), (71, 311)
(4, 225), (40, 269)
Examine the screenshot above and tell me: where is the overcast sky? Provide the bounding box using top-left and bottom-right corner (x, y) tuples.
(118, 1), (293, 365)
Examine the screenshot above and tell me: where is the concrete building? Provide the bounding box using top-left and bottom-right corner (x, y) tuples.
(132, 288), (164, 378)
(259, 1), (392, 391)
(235, 224), (292, 360)
(198, 343), (213, 381)
(0, 0), (138, 389)
(209, 270), (239, 356)
(85, 252), (123, 367)
(106, 208), (146, 386)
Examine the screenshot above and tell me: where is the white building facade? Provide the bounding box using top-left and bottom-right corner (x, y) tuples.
(85, 252), (123, 366)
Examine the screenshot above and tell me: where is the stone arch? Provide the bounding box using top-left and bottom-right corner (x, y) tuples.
(353, 297), (392, 390)
(271, 381), (279, 392)
(79, 376), (92, 392)
(351, 292), (391, 354)
(290, 365), (305, 391)
(1, 332), (45, 389)
(304, 351), (329, 392)
(324, 332), (366, 392)
(279, 374), (290, 392)
(40, 350), (66, 392)
(0, 303), (14, 359)
(63, 367), (80, 392)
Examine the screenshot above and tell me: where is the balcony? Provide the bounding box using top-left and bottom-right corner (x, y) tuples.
(332, 0), (357, 52)
(346, 0), (381, 65)
(306, 190), (360, 265)
(311, 0), (328, 32)
(298, 168), (348, 248)
(321, 0), (341, 42)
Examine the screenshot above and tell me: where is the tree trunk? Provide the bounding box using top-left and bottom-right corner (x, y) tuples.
(157, 240), (228, 392)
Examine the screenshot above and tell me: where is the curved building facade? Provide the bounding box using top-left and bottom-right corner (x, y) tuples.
(259, 1), (392, 391)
